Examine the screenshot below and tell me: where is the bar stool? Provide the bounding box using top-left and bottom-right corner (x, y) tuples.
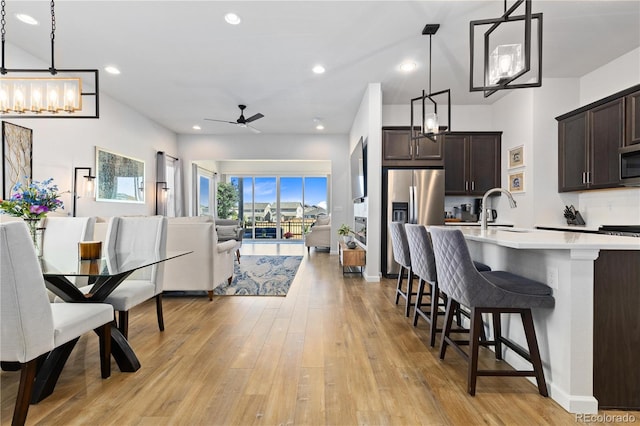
(430, 227), (555, 396)
(405, 224), (492, 347)
(388, 221), (415, 317)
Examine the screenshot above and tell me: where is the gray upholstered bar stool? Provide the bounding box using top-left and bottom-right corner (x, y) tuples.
(430, 227), (555, 396)
(405, 224), (492, 347)
(389, 222), (415, 317)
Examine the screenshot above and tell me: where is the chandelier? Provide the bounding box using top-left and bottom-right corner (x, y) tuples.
(410, 24), (451, 142)
(469, 0), (543, 97)
(0, 0), (99, 118)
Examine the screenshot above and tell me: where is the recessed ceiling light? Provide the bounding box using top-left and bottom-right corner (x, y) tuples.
(316, 124), (325, 131)
(15, 13), (38, 25)
(192, 125), (201, 130)
(224, 13), (241, 25)
(104, 66), (121, 75)
(399, 61), (417, 72)
(312, 65), (325, 74)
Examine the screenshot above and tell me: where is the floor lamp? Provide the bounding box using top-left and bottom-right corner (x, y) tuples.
(73, 167), (95, 217)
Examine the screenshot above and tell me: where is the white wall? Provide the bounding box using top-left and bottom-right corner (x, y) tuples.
(382, 104), (493, 130)
(579, 48), (640, 105)
(177, 132), (350, 247)
(349, 83), (382, 281)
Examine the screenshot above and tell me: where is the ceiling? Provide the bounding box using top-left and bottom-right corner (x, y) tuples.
(4, 1), (639, 135)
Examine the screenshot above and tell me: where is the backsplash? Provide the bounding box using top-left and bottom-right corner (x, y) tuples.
(578, 188), (640, 227)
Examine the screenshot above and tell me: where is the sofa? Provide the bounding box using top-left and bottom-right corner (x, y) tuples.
(304, 214), (331, 253)
(215, 218), (243, 262)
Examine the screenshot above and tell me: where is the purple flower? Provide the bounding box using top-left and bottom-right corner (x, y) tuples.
(29, 205), (48, 214)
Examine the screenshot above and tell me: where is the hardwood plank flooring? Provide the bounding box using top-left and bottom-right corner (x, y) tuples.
(2, 243), (636, 425)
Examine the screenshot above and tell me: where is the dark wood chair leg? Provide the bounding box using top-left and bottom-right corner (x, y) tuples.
(97, 324), (111, 379)
(236, 249), (241, 263)
(492, 312), (503, 360)
(118, 311), (129, 339)
(413, 278), (426, 327)
(439, 297), (456, 360)
(468, 308), (483, 396)
(155, 294), (165, 332)
(14, 359), (38, 426)
(521, 310), (549, 397)
(394, 270), (404, 305)
(429, 283), (440, 348)
(207, 290), (213, 301)
(228, 276), (233, 285)
(405, 269), (414, 317)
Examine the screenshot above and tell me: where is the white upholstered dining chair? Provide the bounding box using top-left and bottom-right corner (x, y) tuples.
(0, 221), (113, 426)
(86, 216), (168, 339)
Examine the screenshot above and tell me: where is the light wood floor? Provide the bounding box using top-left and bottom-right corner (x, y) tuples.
(2, 243), (635, 425)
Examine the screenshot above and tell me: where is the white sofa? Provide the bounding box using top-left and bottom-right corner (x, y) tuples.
(161, 216), (238, 300)
(304, 214), (331, 253)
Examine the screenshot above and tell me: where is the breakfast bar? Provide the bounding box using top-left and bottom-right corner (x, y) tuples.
(442, 226), (640, 414)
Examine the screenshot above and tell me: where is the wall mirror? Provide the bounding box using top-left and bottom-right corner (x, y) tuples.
(96, 147), (145, 203)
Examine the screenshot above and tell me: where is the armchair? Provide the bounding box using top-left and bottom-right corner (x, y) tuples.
(304, 214), (331, 254)
(215, 218), (243, 262)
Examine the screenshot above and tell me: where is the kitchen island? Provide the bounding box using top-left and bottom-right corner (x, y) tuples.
(434, 226), (640, 414)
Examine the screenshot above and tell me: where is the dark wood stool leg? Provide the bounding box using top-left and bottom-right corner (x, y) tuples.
(492, 312), (503, 360)
(468, 308), (483, 396)
(429, 283), (440, 348)
(405, 268), (414, 317)
(521, 310), (549, 397)
(439, 297), (456, 360)
(394, 270), (404, 305)
(413, 278), (426, 327)
(156, 294), (165, 332)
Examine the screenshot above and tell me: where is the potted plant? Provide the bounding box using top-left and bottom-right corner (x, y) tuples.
(338, 224), (354, 243)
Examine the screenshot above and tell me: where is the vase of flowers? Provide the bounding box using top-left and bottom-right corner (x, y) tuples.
(0, 178), (64, 256)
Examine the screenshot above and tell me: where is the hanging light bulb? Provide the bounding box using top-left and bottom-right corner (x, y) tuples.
(489, 44), (524, 85)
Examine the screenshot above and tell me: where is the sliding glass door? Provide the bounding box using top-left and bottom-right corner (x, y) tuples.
(229, 175), (328, 240)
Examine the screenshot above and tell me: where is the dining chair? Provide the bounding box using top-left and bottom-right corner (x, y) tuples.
(0, 221), (113, 426)
(93, 216), (168, 339)
(429, 227), (554, 396)
(42, 216), (96, 287)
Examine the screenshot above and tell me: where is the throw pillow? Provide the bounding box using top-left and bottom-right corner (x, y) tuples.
(315, 215), (330, 226)
(217, 225), (239, 240)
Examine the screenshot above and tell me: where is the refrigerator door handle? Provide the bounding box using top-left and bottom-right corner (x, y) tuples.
(409, 185), (415, 224)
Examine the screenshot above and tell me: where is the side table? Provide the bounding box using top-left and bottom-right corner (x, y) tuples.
(339, 241), (366, 275)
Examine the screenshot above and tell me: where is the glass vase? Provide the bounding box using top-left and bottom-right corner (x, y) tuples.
(24, 218), (45, 257)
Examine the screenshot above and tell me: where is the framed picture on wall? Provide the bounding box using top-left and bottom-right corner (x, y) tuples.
(2, 121), (33, 199)
(96, 147), (146, 203)
(508, 145), (524, 169)
(508, 171), (525, 193)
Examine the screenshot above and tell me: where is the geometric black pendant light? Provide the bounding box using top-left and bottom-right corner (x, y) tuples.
(469, 0), (543, 97)
(410, 23), (451, 142)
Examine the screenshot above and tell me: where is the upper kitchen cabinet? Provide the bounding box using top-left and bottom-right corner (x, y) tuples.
(382, 127), (444, 167)
(443, 132), (501, 196)
(557, 85), (640, 192)
(625, 90), (640, 146)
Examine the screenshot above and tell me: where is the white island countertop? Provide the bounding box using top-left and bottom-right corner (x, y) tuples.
(436, 225), (640, 250)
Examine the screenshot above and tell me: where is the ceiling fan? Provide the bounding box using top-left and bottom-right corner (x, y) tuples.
(204, 105), (264, 133)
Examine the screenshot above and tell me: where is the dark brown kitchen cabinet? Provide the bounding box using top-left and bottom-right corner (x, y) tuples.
(625, 90), (640, 146)
(382, 127), (444, 167)
(557, 98), (623, 192)
(443, 132), (501, 195)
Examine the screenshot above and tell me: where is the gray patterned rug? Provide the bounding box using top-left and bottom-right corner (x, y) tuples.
(213, 255), (302, 296)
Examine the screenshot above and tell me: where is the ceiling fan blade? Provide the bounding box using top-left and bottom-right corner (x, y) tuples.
(203, 118), (236, 124)
(245, 113), (264, 123)
(246, 124), (262, 134)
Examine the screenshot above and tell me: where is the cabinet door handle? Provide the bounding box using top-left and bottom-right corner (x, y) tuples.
(471, 181), (475, 191)
(582, 172), (585, 184)
(465, 181), (469, 191)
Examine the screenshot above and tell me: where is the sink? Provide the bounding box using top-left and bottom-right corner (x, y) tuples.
(497, 227), (531, 233)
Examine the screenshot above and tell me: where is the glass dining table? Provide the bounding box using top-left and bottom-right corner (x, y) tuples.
(30, 250), (191, 403)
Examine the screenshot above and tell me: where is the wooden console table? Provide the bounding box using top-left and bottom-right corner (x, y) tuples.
(339, 241), (365, 274)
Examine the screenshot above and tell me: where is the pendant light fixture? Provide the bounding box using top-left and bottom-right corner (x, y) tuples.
(0, 0), (99, 118)
(410, 24), (451, 142)
(469, 0), (542, 97)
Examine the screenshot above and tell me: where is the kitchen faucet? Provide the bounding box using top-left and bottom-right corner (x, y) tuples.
(481, 187), (517, 230)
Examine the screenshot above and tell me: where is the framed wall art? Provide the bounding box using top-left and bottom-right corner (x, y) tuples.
(96, 147), (145, 203)
(2, 121), (33, 199)
(508, 171), (525, 193)
(508, 145), (524, 169)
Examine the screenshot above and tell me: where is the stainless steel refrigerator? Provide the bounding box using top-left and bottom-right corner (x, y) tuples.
(383, 168), (445, 276)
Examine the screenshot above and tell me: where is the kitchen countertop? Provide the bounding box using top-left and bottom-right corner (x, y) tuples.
(535, 224), (600, 232)
(434, 225), (640, 250)
(445, 221), (513, 227)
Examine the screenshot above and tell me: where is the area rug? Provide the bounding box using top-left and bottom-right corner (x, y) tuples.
(213, 255), (303, 296)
